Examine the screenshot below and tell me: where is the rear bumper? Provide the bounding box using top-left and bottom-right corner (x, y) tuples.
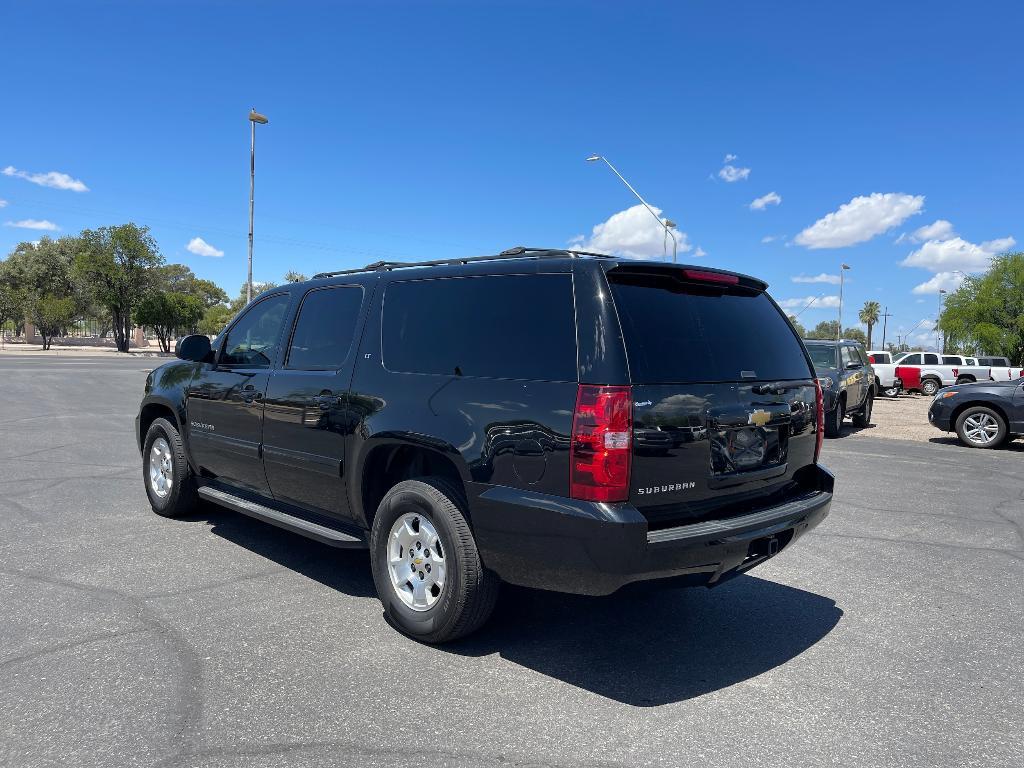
(471, 465), (834, 596)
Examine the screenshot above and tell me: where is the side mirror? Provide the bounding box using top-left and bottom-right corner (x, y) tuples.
(175, 334), (213, 363)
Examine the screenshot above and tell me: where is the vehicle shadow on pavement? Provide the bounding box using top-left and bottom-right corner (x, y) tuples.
(183, 505), (378, 598)
(928, 435), (1024, 452)
(445, 577), (842, 707)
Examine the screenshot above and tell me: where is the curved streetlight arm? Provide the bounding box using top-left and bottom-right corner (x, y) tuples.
(590, 155), (678, 258)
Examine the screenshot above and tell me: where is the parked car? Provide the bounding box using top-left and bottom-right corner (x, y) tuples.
(867, 350), (902, 397)
(928, 379), (1024, 448)
(135, 248), (834, 642)
(804, 339), (874, 437)
(892, 352), (990, 395)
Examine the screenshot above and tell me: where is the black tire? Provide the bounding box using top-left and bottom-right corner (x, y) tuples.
(955, 376), (974, 385)
(920, 378), (940, 396)
(370, 477), (499, 643)
(824, 398), (845, 438)
(852, 390), (874, 427)
(142, 417), (198, 517)
(954, 406), (1008, 449)
(882, 383), (901, 398)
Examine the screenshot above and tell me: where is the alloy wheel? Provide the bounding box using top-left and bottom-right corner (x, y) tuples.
(148, 437), (174, 498)
(386, 513), (447, 611)
(962, 413), (1000, 446)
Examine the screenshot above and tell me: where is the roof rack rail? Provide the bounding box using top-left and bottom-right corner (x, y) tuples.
(311, 246), (615, 280)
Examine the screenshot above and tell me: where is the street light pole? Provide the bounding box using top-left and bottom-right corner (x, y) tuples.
(937, 289), (948, 352)
(247, 108), (269, 305)
(837, 263), (851, 340)
(586, 154), (678, 262)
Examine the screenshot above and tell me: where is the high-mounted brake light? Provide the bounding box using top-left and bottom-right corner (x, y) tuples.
(682, 269), (740, 285)
(814, 379), (824, 463)
(570, 385), (632, 502)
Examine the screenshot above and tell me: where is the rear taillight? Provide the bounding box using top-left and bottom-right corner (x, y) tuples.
(814, 379), (824, 462)
(570, 385), (632, 502)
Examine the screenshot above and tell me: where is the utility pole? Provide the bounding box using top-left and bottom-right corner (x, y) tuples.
(837, 263), (851, 340)
(880, 306), (892, 351)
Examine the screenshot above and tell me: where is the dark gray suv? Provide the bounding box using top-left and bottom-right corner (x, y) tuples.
(804, 339), (875, 437)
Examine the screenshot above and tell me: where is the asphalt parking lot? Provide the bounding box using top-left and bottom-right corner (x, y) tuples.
(1, 355), (1021, 768)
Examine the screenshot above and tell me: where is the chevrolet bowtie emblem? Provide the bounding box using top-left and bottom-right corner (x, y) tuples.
(413, 557), (424, 566)
(748, 409), (771, 428)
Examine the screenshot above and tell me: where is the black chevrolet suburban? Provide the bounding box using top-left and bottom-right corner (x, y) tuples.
(136, 248), (833, 642)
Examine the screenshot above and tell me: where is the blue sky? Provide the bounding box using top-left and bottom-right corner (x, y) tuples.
(3, 1), (1022, 348)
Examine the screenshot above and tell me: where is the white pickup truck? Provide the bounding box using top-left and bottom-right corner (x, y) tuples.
(867, 350), (903, 397)
(891, 352), (992, 396)
(977, 356), (1024, 381)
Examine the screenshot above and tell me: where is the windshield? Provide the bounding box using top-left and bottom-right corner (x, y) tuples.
(806, 345), (838, 369)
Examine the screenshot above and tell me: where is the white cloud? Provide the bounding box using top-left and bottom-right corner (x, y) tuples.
(792, 273), (841, 285)
(777, 295), (841, 310)
(761, 235), (778, 244)
(911, 271), (968, 295)
(693, 246), (706, 258)
(723, 153), (737, 163)
(794, 192), (925, 249)
(749, 191), (782, 210)
(901, 235), (1015, 273)
(911, 219), (955, 243)
(718, 164), (751, 182)
(2, 165), (89, 192)
(4, 219), (59, 231)
(186, 236), (224, 258)
(573, 204), (691, 259)
(0, 199), (7, 208)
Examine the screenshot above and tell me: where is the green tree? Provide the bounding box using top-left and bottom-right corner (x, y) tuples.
(136, 292), (206, 352)
(807, 320), (840, 340)
(858, 301), (881, 349)
(75, 224), (164, 352)
(284, 270), (308, 283)
(940, 253), (1024, 363)
(228, 280), (277, 314)
(787, 314), (807, 338)
(1, 237), (87, 343)
(198, 304), (234, 336)
(31, 294), (78, 350)
(0, 270), (23, 334)
(842, 327), (867, 344)
(155, 264), (228, 308)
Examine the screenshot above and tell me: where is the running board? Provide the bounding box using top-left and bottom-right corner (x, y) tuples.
(198, 486), (366, 549)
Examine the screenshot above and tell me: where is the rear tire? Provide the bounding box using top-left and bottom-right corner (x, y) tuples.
(955, 376), (974, 385)
(370, 477), (498, 643)
(852, 391), (873, 427)
(954, 406), (1007, 449)
(824, 399), (845, 438)
(882, 381), (901, 398)
(143, 417), (198, 518)
(921, 378), (940, 396)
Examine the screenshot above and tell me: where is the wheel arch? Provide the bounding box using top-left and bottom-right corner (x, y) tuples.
(138, 397), (182, 453)
(950, 400), (1010, 431)
(354, 436), (471, 531)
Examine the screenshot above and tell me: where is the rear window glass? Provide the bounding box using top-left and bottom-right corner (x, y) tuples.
(382, 274), (577, 381)
(608, 272), (811, 383)
(942, 356), (960, 365)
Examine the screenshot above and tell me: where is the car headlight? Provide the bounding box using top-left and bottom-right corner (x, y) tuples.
(817, 377), (834, 390)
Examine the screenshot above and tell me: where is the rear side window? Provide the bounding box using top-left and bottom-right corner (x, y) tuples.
(286, 286), (363, 370)
(924, 353), (940, 365)
(383, 274), (577, 381)
(608, 272), (811, 383)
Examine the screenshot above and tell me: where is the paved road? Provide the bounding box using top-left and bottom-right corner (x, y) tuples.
(1, 356), (1021, 768)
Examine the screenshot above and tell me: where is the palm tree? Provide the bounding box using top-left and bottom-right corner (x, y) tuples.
(859, 301), (881, 349)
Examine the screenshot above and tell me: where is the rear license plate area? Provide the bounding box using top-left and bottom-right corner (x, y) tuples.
(710, 426), (788, 475)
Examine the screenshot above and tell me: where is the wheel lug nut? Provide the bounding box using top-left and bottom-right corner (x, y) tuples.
(416, 541), (422, 550)
(419, 571), (424, 579)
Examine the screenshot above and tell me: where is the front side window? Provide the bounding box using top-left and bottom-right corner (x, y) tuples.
(220, 293), (290, 368)
(287, 286), (364, 370)
(382, 274), (577, 381)
(899, 353), (922, 365)
(841, 346), (857, 368)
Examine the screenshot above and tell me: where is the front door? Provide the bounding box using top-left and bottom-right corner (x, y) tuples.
(262, 284), (367, 518)
(186, 292), (292, 496)
(840, 345), (864, 408)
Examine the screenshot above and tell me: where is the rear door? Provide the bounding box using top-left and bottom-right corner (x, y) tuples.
(606, 267), (818, 527)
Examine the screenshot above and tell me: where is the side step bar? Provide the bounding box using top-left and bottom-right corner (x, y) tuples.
(198, 486), (366, 549)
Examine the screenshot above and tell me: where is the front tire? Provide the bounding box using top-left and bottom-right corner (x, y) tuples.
(921, 378), (940, 396)
(882, 381), (901, 398)
(955, 406), (1007, 449)
(143, 417), (198, 517)
(370, 478), (498, 643)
